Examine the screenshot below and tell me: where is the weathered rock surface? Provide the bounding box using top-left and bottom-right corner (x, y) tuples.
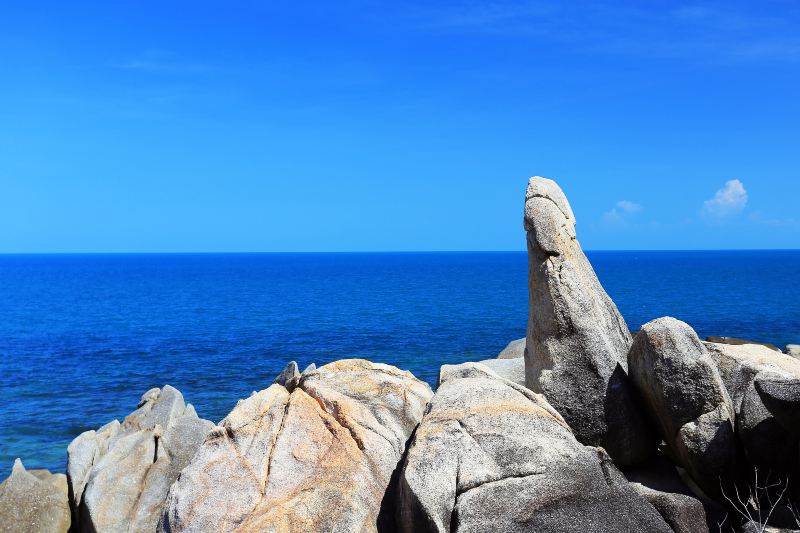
(399, 362), (671, 533)
(628, 318), (737, 497)
(159, 359), (432, 533)
(705, 336), (781, 352)
(67, 385), (214, 533)
(706, 341), (800, 472)
(523, 176), (654, 465)
(497, 338), (525, 359)
(786, 344), (800, 358)
(0, 459), (70, 533)
(477, 357), (525, 387)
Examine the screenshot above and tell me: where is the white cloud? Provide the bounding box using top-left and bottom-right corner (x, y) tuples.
(603, 200), (643, 225)
(702, 179), (748, 218)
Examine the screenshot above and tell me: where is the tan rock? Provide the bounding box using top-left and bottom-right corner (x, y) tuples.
(159, 359), (433, 533)
(0, 459), (70, 533)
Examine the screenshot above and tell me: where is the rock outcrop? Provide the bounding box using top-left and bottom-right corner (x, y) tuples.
(0, 459), (70, 533)
(705, 336), (781, 352)
(398, 362), (671, 533)
(628, 318), (737, 497)
(622, 452), (725, 533)
(477, 357), (525, 387)
(706, 341), (800, 473)
(67, 385), (214, 533)
(497, 338), (525, 359)
(523, 176), (654, 465)
(786, 344), (800, 358)
(159, 359), (432, 533)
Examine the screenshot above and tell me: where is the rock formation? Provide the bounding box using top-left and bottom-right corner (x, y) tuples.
(523, 176), (654, 465)
(628, 318), (737, 497)
(478, 357), (525, 387)
(67, 385), (214, 533)
(497, 338), (525, 359)
(622, 452), (725, 533)
(706, 341), (800, 474)
(705, 336), (781, 352)
(159, 359), (432, 532)
(398, 362), (671, 532)
(0, 459), (70, 533)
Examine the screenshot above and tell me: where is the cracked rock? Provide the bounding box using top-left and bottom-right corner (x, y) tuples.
(398, 362), (671, 533)
(523, 176), (655, 465)
(706, 341), (800, 474)
(158, 359), (433, 533)
(67, 385), (214, 533)
(628, 318), (737, 498)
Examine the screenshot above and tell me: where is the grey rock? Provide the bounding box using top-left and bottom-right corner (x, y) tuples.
(630, 485), (709, 533)
(706, 341), (800, 472)
(785, 344), (800, 358)
(159, 359), (432, 533)
(67, 385), (214, 533)
(628, 317), (737, 498)
(497, 338), (525, 359)
(477, 357), (525, 387)
(0, 459), (70, 533)
(622, 452), (724, 533)
(523, 176), (654, 465)
(755, 376), (800, 431)
(273, 360), (299, 385)
(399, 362), (672, 533)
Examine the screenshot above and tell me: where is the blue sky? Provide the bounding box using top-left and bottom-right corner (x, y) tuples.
(1, 1), (798, 252)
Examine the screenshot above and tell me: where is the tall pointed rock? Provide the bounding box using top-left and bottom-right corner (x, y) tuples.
(523, 176), (653, 464)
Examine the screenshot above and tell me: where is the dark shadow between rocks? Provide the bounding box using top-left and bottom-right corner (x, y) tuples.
(378, 429), (419, 533)
(603, 363), (658, 465)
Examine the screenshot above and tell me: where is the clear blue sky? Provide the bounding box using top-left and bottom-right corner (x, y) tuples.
(1, 1), (798, 252)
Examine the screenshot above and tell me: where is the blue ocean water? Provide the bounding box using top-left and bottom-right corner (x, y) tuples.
(1, 251), (799, 478)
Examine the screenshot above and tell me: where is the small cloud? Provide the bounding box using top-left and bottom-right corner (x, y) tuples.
(702, 179), (748, 218)
(603, 200), (643, 225)
(615, 200), (643, 214)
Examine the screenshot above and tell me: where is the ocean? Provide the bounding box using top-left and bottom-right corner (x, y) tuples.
(1, 250), (798, 477)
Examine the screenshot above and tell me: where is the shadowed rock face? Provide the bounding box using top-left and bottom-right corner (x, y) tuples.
(706, 341), (800, 473)
(67, 385), (214, 533)
(0, 459), (70, 533)
(523, 176), (654, 465)
(628, 318), (737, 498)
(622, 452), (726, 533)
(398, 362), (671, 533)
(159, 359), (433, 533)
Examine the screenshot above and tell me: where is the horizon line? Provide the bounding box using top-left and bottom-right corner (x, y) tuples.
(1, 248), (799, 256)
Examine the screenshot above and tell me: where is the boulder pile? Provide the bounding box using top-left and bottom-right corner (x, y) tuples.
(3, 176), (799, 532)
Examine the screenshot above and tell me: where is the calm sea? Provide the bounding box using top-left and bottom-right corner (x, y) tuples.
(1, 251), (799, 477)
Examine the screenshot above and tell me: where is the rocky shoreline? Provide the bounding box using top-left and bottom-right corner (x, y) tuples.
(2, 177), (799, 533)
